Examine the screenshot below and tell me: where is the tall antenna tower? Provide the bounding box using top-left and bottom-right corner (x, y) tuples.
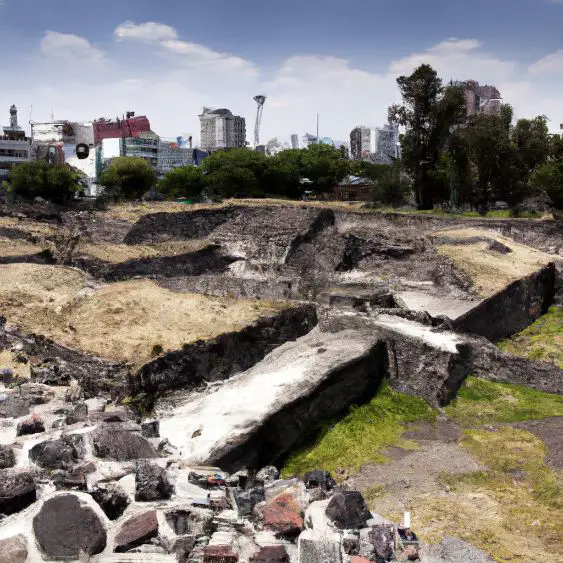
(253, 95), (266, 148)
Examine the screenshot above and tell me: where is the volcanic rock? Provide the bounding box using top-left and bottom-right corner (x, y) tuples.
(237, 486), (265, 517)
(141, 419), (160, 438)
(114, 510), (158, 552)
(325, 491), (371, 530)
(304, 470), (336, 491)
(92, 423), (157, 461)
(135, 462), (174, 501)
(250, 545), (290, 562)
(0, 470), (36, 515)
(32, 494), (107, 558)
(0, 444), (16, 468)
(90, 483), (130, 520)
(0, 396), (29, 419)
(65, 402), (89, 425)
(256, 465), (279, 484)
(16, 414), (45, 436)
(0, 535), (28, 563)
(263, 493), (304, 536)
(29, 434), (85, 469)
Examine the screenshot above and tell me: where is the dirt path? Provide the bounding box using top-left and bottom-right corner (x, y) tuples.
(510, 416), (563, 469)
(346, 418), (481, 517)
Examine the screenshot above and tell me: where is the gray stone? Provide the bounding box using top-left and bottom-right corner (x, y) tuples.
(0, 469), (36, 515)
(325, 491), (372, 530)
(298, 529), (342, 563)
(92, 423), (157, 461)
(114, 510), (158, 552)
(135, 462), (174, 501)
(0, 444), (16, 469)
(90, 483), (130, 520)
(256, 465), (279, 484)
(29, 434), (85, 469)
(0, 396), (29, 419)
(236, 486), (265, 517)
(65, 402), (89, 425)
(33, 494), (107, 558)
(0, 534), (28, 563)
(141, 419), (160, 438)
(16, 414), (45, 436)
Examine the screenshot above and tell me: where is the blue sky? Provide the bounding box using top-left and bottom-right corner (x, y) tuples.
(1, 0), (562, 143)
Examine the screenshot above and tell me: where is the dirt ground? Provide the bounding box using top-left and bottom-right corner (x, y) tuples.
(433, 228), (556, 297)
(0, 263), (288, 366)
(77, 240), (211, 264)
(346, 418), (480, 517)
(511, 417), (563, 469)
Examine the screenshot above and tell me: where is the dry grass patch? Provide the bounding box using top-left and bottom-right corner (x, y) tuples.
(497, 306), (563, 368)
(0, 263), (288, 366)
(0, 217), (56, 237)
(0, 238), (44, 258)
(433, 228), (555, 297)
(77, 240), (211, 264)
(405, 427), (562, 562)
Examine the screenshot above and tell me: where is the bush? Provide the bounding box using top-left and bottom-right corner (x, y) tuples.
(9, 161), (81, 204)
(158, 165), (204, 199)
(98, 157), (156, 201)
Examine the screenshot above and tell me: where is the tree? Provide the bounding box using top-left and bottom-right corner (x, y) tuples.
(98, 157), (156, 200)
(9, 161), (81, 204)
(300, 144), (349, 193)
(511, 116), (550, 177)
(202, 148), (268, 198)
(390, 64), (466, 209)
(158, 166), (204, 199)
(372, 160), (411, 206)
(529, 161), (563, 209)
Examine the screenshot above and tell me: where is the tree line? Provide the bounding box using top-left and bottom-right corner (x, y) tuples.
(2, 63), (562, 211)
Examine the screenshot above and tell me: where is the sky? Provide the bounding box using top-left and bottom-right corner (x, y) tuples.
(0, 0), (562, 146)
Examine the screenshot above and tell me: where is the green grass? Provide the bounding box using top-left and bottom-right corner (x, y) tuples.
(445, 376), (563, 426)
(372, 207), (543, 219)
(497, 306), (563, 369)
(281, 383), (435, 479)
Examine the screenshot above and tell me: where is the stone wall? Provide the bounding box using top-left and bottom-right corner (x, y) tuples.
(453, 263), (556, 342)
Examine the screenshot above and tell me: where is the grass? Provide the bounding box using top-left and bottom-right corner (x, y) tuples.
(281, 383), (435, 479)
(434, 228), (555, 297)
(413, 427), (562, 562)
(497, 306), (563, 369)
(0, 263), (289, 366)
(445, 376), (563, 426)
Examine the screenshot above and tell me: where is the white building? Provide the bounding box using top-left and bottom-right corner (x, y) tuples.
(350, 127), (371, 160)
(374, 123), (400, 164)
(199, 107), (246, 152)
(157, 140), (193, 174)
(0, 106), (32, 179)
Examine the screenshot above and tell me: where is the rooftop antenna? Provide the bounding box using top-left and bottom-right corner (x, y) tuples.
(253, 95), (266, 148)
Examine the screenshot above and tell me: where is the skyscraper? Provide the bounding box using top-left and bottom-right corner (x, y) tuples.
(374, 123), (400, 164)
(199, 107), (246, 152)
(350, 127), (371, 160)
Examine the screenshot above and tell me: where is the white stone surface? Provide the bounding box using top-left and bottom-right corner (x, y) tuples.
(157, 328), (379, 465)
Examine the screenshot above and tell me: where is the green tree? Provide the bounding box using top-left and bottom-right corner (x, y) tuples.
(390, 65), (466, 209)
(202, 148), (268, 198)
(10, 161), (81, 204)
(158, 166), (204, 199)
(263, 150), (303, 198)
(372, 160), (411, 206)
(98, 157), (156, 200)
(512, 116), (550, 176)
(529, 161), (563, 209)
(300, 143), (349, 193)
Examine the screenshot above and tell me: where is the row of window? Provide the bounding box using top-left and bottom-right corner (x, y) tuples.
(0, 149), (30, 158)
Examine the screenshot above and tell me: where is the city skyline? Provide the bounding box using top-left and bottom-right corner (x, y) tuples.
(0, 0), (562, 144)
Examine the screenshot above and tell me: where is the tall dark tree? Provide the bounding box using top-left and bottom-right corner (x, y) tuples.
(511, 116), (550, 176)
(390, 65), (466, 209)
(98, 157), (157, 200)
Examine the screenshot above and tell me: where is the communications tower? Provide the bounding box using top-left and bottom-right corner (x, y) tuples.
(253, 95), (266, 148)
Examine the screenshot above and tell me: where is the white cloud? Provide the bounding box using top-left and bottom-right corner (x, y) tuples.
(40, 31), (105, 62)
(114, 21), (177, 43)
(529, 49), (563, 74)
(2, 31), (562, 149)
